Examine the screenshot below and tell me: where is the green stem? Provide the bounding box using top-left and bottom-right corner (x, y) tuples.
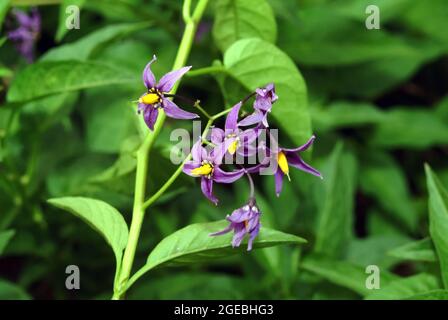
(142, 119), (213, 210)
(113, 0), (209, 300)
(187, 65), (227, 77)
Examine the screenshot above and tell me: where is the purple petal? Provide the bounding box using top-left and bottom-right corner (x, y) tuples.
(142, 55), (157, 89)
(238, 110), (264, 127)
(143, 106), (159, 131)
(190, 139), (206, 162)
(274, 169), (284, 197)
(213, 167), (244, 184)
(210, 127), (225, 145)
(287, 153), (322, 178)
(247, 223), (260, 251)
(225, 102), (242, 130)
(282, 135), (316, 153)
(157, 66), (191, 93)
(182, 160), (202, 177)
(232, 225), (247, 248)
(227, 207), (252, 223)
(201, 178), (218, 205)
(209, 223), (233, 236)
(162, 97), (199, 119)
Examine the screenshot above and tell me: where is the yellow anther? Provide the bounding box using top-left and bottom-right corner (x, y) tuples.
(277, 151), (290, 181)
(244, 220), (249, 230)
(228, 139), (239, 155)
(191, 163), (213, 176)
(139, 92), (160, 105)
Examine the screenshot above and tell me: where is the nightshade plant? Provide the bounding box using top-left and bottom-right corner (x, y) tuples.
(3, 0), (448, 302)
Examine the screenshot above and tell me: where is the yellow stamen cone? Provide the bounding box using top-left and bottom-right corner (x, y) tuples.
(278, 151), (291, 181)
(191, 164), (213, 176)
(228, 140), (239, 155)
(139, 93), (160, 105)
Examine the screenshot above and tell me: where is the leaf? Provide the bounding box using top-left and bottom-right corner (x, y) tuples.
(400, 0), (448, 46)
(301, 255), (398, 296)
(42, 22), (150, 61)
(388, 238), (437, 263)
(365, 273), (440, 300)
(371, 109), (448, 149)
(224, 38), (311, 146)
(360, 153), (418, 232)
(406, 289), (448, 300)
(7, 60), (136, 103)
(312, 101), (385, 132)
(130, 220), (306, 287)
(213, 0), (277, 52)
(425, 165), (448, 288)
(47, 197), (129, 265)
(0, 279), (31, 300)
(0, 229), (15, 256)
(0, 1), (10, 32)
(314, 143), (357, 258)
(55, 0), (86, 42)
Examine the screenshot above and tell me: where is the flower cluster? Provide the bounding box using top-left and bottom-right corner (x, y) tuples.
(182, 84), (322, 251)
(7, 8), (41, 63)
(136, 57), (322, 251)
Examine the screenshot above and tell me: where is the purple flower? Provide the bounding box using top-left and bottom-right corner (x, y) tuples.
(183, 139), (245, 204)
(7, 8), (41, 63)
(238, 83), (278, 128)
(272, 135), (322, 196)
(137, 55), (199, 130)
(247, 135), (322, 196)
(210, 102), (258, 156)
(209, 203), (261, 251)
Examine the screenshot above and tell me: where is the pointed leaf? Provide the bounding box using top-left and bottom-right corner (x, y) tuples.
(425, 164), (448, 288)
(224, 38), (311, 146)
(47, 197), (129, 264)
(388, 238), (437, 263)
(128, 220), (306, 289)
(0, 230), (15, 256)
(213, 0), (277, 52)
(7, 60), (136, 103)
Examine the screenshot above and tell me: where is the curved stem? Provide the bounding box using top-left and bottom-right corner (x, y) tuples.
(187, 65), (227, 77)
(113, 0), (209, 300)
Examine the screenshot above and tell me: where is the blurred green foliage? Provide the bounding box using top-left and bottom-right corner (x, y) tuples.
(0, 0), (448, 300)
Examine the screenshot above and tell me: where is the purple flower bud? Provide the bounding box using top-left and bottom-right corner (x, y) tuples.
(209, 203), (261, 251)
(7, 8), (41, 63)
(238, 83), (278, 128)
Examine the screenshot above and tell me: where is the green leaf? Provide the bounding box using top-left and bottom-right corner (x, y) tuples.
(55, 0), (86, 42)
(0, 279), (31, 300)
(213, 0), (277, 52)
(388, 238), (437, 263)
(7, 60), (136, 103)
(47, 197), (129, 265)
(224, 38), (311, 146)
(371, 109), (448, 149)
(425, 165), (448, 288)
(360, 153), (418, 232)
(314, 143), (357, 257)
(129, 220), (306, 288)
(42, 22), (150, 61)
(301, 255), (398, 296)
(365, 273), (440, 300)
(406, 289), (448, 300)
(0, 1), (10, 32)
(0, 230), (15, 256)
(401, 0), (448, 46)
(312, 101), (385, 132)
